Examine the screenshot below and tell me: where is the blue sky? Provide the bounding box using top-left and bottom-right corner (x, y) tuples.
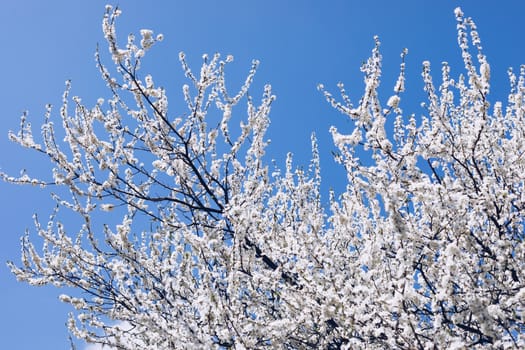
(1, 1), (524, 348)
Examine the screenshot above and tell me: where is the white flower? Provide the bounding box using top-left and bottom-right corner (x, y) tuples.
(140, 29), (153, 40)
(100, 203), (115, 212)
(480, 61), (490, 82)
(387, 95), (400, 109)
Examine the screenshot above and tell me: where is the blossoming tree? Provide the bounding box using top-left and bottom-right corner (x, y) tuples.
(4, 5), (524, 349)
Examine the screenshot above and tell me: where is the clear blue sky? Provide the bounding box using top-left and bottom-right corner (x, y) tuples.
(1, 1), (524, 348)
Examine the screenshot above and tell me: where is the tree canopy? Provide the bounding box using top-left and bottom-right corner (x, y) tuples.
(4, 5), (525, 349)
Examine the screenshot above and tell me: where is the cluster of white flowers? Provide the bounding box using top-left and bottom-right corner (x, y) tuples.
(320, 7), (525, 348)
(4, 5), (524, 350)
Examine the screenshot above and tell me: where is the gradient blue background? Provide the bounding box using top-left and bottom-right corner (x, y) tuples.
(1, 1), (524, 348)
